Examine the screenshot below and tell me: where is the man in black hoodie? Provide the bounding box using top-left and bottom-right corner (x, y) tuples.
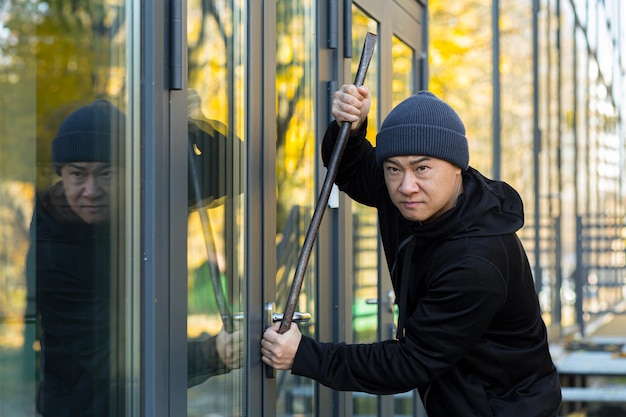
(262, 85), (562, 416)
(27, 99), (240, 417)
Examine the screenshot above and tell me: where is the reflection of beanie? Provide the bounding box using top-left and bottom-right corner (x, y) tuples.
(52, 100), (125, 172)
(375, 91), (469, 170)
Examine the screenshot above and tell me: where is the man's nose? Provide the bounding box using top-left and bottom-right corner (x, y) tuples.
(399, 172), (420, 194)
(82, 175), (102, 196)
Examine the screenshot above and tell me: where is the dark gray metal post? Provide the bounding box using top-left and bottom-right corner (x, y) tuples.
(575, 215), (585, 336)
(555, 0), (563, 329)
(492, 0), (501, 180)
(532, 0), (542, 294)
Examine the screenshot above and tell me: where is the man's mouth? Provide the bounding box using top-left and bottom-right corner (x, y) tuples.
(82, 205), (106, 212)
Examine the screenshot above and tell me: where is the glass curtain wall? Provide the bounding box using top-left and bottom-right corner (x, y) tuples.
(569, 1), (625, 332)
(186, 0), (248, 416)
(428, 1), (495, 173)
(428, 0), (626, 337)
(515, 0), (626, 334)
(274, 1), (317, 416)
(0, 0), (140, 416)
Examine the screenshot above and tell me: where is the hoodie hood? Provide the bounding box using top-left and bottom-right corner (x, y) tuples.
(408, 167), (524, 240)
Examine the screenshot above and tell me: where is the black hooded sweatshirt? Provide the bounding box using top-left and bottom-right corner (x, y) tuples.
(290, 121), (562, 416)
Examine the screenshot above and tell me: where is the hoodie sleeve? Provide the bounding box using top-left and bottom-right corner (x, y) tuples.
(187, 338), (230, 388)
(291, 252), (507, 395)
(321, 120), (386, 207)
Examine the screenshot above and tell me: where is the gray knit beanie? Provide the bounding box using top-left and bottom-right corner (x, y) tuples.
(375, 91), (469, 170)
(52, 99), (125, 173)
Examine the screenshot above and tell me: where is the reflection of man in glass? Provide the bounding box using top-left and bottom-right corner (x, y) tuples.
(27, 100), (240, 417)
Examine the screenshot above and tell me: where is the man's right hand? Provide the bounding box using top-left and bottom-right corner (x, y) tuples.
(260, 322), (302, 370)
(332, 84), (371, 131)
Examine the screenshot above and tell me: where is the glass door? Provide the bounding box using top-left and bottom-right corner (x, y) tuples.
(350, 6), (383, 416)
(351, 1), (426, 416)
(273, 2), (318, 416)
(0, 0), (141, 415)
(185, 1), (248, 416)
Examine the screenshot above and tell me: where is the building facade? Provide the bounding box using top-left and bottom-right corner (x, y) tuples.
(0, 0), (624, 416)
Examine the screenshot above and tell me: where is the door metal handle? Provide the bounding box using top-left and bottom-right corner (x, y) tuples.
(365, 290), (396, 314)
(265, 302), (311, 326)
(232, 310), (311, 323)
(271, 311), (311, 323)
(264, 302), (311, 378)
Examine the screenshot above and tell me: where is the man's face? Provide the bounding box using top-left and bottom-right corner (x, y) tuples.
(60, 162), (113, 224)
(383, 155), (463, 223)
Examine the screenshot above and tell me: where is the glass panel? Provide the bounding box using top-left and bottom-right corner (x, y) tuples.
(558, 4), (577, 328)
(351, 6), (380, 417)
(275, 1), (317, 416)
(0, 0), (139, 416)
(429, 0), (495, 174)
(186, 0), (247, 416)
(391, 37), (415, 108)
